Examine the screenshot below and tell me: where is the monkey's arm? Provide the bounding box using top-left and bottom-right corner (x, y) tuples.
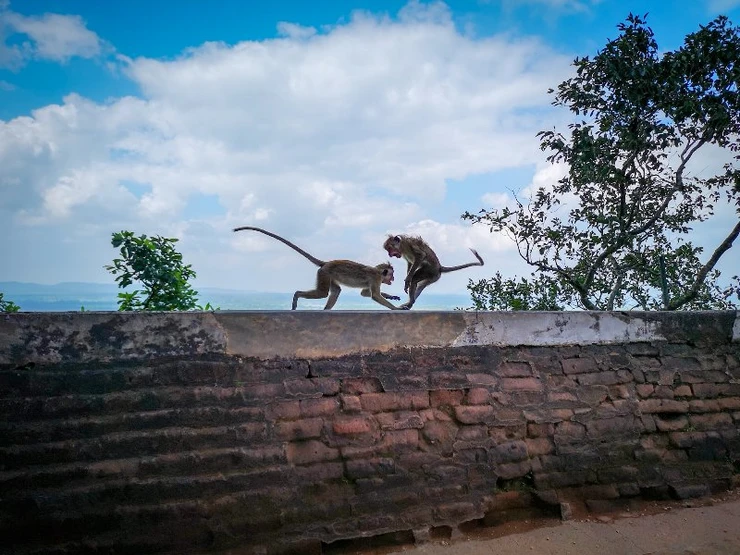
(404, 253), (425, 293)
(362, 287), (401, 309)
(381, 292), (400, 301)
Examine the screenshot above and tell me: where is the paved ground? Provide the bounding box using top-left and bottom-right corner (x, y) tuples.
(400, 491), (740, 555)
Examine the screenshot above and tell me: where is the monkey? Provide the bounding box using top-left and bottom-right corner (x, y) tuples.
(383, 234), (484, 309)
(233, 226), (402, 310)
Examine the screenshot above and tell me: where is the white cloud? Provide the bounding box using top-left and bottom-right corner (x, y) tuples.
(0, 5), (104, 69)
(707, 0), (740, 12)
(0, 1), (579, 293)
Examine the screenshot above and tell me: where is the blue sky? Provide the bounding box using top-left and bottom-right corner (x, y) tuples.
(1, 0), (739, 300)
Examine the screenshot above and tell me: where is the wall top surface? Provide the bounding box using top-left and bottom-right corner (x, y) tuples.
(0, 310), (737, 365)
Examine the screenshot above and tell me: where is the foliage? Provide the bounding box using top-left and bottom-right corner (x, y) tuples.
(468, 272), (564, 311)
(465, 14), (740, 311)
(0, 292), (21, 313)
(105, 231), (215, 311)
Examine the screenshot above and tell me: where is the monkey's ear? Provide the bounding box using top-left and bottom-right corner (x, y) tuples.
(382, 267), (390, 276)
(393, 236), (401, 243)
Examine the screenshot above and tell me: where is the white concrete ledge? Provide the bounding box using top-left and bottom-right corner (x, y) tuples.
(0, 310), (736, 365)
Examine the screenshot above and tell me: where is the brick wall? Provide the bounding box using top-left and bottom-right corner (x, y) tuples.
(1, 311), (739, 554)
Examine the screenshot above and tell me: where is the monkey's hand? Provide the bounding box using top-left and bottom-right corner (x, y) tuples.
(383, 294), (401, 301)
(404, 280), (410, 293)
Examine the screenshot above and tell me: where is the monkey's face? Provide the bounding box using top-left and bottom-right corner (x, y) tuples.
(384, 236), (403, 258)
(380, 264), (395, 285)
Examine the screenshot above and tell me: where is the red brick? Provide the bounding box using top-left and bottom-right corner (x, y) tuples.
(380, 429), (419, 450)
(267, 400), (301, 421)
(689, 400), (720, 413)
(286, 440), (339, 465)
(430, 389), (465, 407)
(636, 384), (655, 398)
(466, 388), (489, 405)
(333, 416), (374, 435)
(562, 357), (598, 375)
(555, 421), (586, 439)
(674, 385), (692, 397)
(341, 378), (383, 394)
(548, 391), (578, 403)
(718, 397), (740, 410)
(376, 411), (424, 430)
(526, 437), (554, 456)
(454, 405), (494, 424)
(340, 394), (362, 412)
(498, 362), (533, 377)
(689, 413), (734, 430)
(300, 397), (339, 417)
(654, 415), (689, 432)
(275, 418), (324, 441)
(361, 392), (429, 412)
(638, 399), (689, 413)
(501, 377), (543, 391)
(527, 422), (554, 438)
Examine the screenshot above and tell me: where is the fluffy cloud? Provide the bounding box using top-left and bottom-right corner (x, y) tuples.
(0, 1), (577, 293)
(0, 2), (104, 69)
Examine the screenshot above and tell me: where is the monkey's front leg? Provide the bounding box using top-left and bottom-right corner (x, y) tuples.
(381, 292), (400, 301)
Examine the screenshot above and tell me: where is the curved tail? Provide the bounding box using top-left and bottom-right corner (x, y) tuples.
(440, 249), (484, 273)
(233, 226), (325, 267)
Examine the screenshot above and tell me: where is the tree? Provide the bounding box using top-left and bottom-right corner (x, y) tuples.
(465, 14), (740, 311)
(0, 292), (20, 313)
(105, 231), (213, 311)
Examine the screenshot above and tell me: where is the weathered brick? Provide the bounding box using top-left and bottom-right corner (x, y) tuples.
(497, 460), (533, 479)
(495, 440), (528, 463)
(586, 416), (638, 438)
(466, 373), (497, 386)
(283, 378), (340, 398)
(380, 429), (419, 450)
(454, 405), (494, 424)
(430, 372), (470, 389)
(527, 422), (554, 438)
(498, 362), (533, 377)
(548, 391), (578, 403)
(332, 415), (374, 435)
(286, 440), (339, 465)
(456, 425), (488, 441)
(526, 437), (554, 456)
(500, 377), (543, 391)
(555, 421), (586, 439)
(562, 357), (598, 375)
(293, 462), (345, 483)
(434, 502), (479, 522)
(300, 397), (339, 417)
(274, 418), (324, 441)
(689, 413), (734, 430)
(674, 385), (692, 397)
(638, 399), (689, 413)
(653, 414), (689, 432)
(345, 458), (395, 480)
(669, 431), (708, 448)
(361, 392), (429, 412)
(578, 386), (609, 405)
(466, 388), (489, 405)
(636, 384), (655, 398)
(577, 371), (621, 386)
(341, 378), (383, 394)
(489, 424), (526, 442)
(689, 399), (721, 413)
(430, 389), (465, 407)
(267, 400), (301, 421)
(551, 408), (574, 421)
(376, 411), (424, 431)
(340, 394), (362, 412)
(718, 397), (740, 410)
(654, 385), (675, 398)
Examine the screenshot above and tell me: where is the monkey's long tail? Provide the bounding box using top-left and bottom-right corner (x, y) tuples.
(440, 249), (484, 273)
(233, 226), (326, 267)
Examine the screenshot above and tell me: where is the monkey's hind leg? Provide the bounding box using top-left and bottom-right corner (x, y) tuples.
(292, 269), (332, 309)
(323, 283), (342, 310)
(400, 276), (439, 309)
